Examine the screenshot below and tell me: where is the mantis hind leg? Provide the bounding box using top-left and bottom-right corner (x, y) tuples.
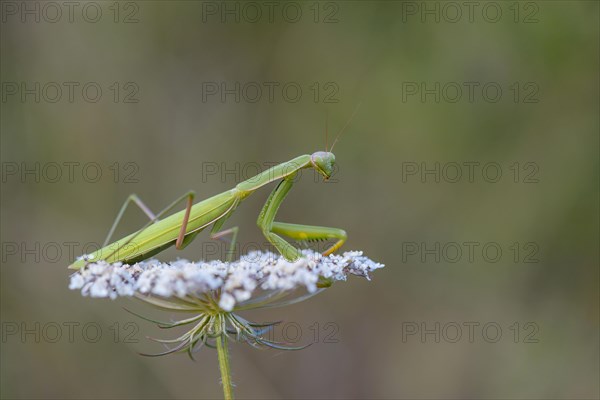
(271, 222), (347, 256)
(101, 191), (196, 262)
(103, 194), (157, 246)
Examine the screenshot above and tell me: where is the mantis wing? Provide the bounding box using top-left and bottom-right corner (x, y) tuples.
(69, 190), (239, 269)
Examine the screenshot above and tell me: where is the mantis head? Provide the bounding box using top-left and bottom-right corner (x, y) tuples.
(311, 151), (335, 180)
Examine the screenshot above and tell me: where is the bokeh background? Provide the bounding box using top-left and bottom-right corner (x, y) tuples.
(1, 1), (598, 399)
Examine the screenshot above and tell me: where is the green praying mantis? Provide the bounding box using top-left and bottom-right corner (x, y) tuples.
(68, 114), (357, 271)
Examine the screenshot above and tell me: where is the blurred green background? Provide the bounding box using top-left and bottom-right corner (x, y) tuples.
(1, 1), (598, 399)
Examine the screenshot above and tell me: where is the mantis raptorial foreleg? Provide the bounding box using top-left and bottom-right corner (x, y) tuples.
(256, 174), (347, 260)
(271, 222), (347, 256)
(257, 176), (302, 261)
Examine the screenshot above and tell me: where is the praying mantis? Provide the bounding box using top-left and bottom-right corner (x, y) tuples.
(68, 116), (356, 271)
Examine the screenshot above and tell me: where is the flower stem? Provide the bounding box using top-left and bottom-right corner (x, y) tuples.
(216, 330), (234, 400)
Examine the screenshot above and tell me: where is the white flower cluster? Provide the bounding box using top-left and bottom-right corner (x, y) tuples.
(69, 250), (384, 311)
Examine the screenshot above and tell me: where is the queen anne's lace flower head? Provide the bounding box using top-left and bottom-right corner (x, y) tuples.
(69, 249), (384, 356)
(70, 250), (383, 311)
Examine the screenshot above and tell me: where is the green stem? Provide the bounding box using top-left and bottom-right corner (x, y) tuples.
(216, 327), (234, 400)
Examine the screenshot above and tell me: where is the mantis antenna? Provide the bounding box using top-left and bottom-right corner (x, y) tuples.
(330, 103), (362, 152)
(325, 110), (329, 151)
